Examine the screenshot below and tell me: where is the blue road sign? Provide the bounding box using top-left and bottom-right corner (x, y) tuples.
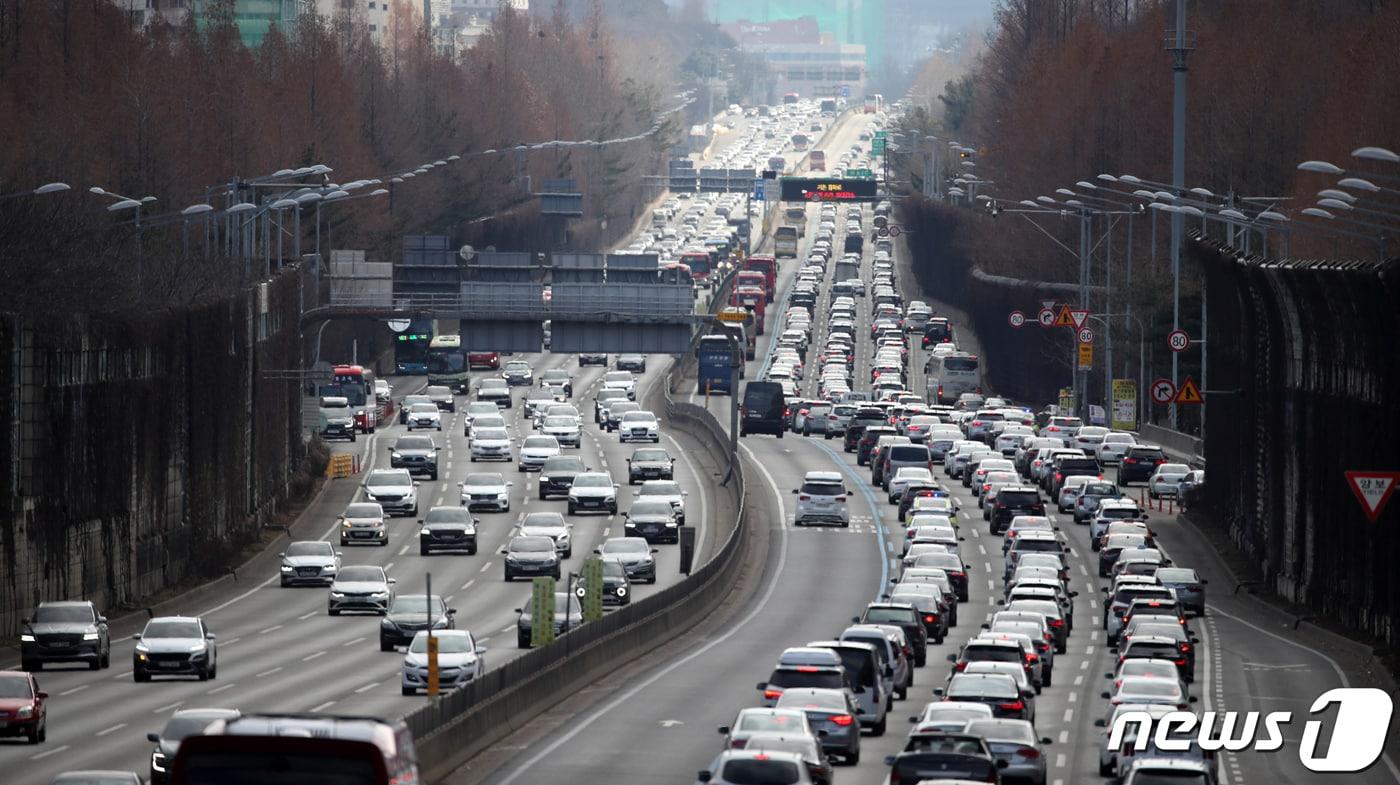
(754, 178), (766, 201)
(839, 85), (851, 98)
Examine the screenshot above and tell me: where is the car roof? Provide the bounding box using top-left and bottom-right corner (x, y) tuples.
(803, 471), (843, 482)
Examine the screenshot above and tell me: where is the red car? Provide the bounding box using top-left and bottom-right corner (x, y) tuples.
(0, 670), (47, 743)
(468, 350), (500, 370)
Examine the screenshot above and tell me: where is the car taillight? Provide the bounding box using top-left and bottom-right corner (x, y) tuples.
(835, 495), (847, 502)
(972, 420), (983, 426)
(1049, 618), (1064, 627)
(763, 689), (782, 700)
(925, 614), (938, 623)
(1026, 653), (1038, 663)
(1156, 459), (1166, 464)
(999, 700), (1024, 712)
(1055, 472), (1063, 481)
(1180, 644), (1192, 652)
(954, 661), (968, 672)
(830, 714), (855, 727)
(730, 738), (747, 749)
(1176, 659), (1188, 666)
(1124, 458), (1137, 464)
(949, 571), (964, 578)
(799, 494), (811, 501)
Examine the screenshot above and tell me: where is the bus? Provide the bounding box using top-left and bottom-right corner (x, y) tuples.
(743, 255), (777, 302)
(783, 206), (807, 238)
(790, 133), (809, 152)
(863, 94), (884, 114)
(680, 250), (713, 287)
(767, 155), (787, 173)
(427, 335), (470, 393)
(809, 150), (826, 171)
(925, 351), (984, 405)
(393, 318), (432, 375)
(696, 334), (737, 395)
(820, 98), (837, 114)
(782, 92), (800, 105)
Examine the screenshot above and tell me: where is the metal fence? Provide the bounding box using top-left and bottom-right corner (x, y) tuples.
(1199, 239), (1400, 644)
(404, 362), (748, 781)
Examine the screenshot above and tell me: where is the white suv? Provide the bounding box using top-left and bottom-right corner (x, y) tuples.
(793, 471), (850, 527)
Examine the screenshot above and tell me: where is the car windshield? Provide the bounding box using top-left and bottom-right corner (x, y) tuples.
(144, 620), (202, 639)
(950, 676), (1017, 699)
(1120, 772), (1210, 785)
(32, 605), (93, 623)
(631, 500), (675, 516)
(161, 713), (228, 741)
(965, 719), (1036, 743)
(510, 537), (555, 552)
(602, 560), (626, 579)
(467, 403), (497, 414)
(639, 482), (681, 496)
(1122, 679), (1183, 698)
(423, 508), (471, 524)
(543, 457), (585, 472)
(506, 362), (529, 371)
(285, 542), (329, 557)
(633, 449), (669, 462)
(524, 437), (558, 449)
(475, 429), (510, 441)
(343, 504), (382, 519)
(1160, 463), (1190, 474)
(1155, 568), (1198, 583)
(720, 759), (801, 785)
(366, 470), (409, 487)
(574, 475), (611, 488)
(409, 403), (438, 413)
(605, 372), (632, 383)
(395, 437), (434, 450)
(474, 416), (507, 429)
(0, 676), (32, 699)
(409, 633), (473, 654)
(336, 566), (383, 582)
(605, 539), (649, 553)
(621, 412), (655, 422)
(389, 595), (444, 615)
(467, 474), (506, 489)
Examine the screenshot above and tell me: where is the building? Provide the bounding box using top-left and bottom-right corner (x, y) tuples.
(142, 1), (309, 47)
(429, 0), (527, 58)
(316, 0), (391, 42)
(722, 16), (866, 100)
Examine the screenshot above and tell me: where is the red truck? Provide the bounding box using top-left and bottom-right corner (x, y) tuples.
(743, 255), (777, 302)
(731, 285), (768, 335)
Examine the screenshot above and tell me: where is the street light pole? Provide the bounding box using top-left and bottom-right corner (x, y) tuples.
(1166, 0), (1193, 429)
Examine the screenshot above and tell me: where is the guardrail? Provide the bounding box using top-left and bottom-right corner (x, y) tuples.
(310, 290), (698, 322)
(406, 361), (748, 783)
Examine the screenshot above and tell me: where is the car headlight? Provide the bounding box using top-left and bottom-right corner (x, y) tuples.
(281, 563), (294, 571)
(604, 496), (615, 504)
(391, 452), (401, 460)
(616, 587), (629, 597)
(371, 591), (390, 598)
(16, 706), (32, 718)
(421, 527), (432, 535)
(83, 631), (100, 641)
(666, 522), (678, 527)
(381, 619), (395, 628)
(330, 591), (345, 598)
(188, 643), (206, 653)
(20, 633), (34, 642)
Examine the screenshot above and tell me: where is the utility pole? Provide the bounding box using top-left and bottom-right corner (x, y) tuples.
(1166, 0), (1193, 428)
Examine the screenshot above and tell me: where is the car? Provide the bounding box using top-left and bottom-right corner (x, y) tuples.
(1154, 566), (1207, 615)
(623, 499), (681, 543)
(1102, 674), (1193, 710)
(568, 472), (619, 514)
(501, 359), (533, 386)
(887, 466), (935, 504)
(133, 616), (217, 682)
(1095, 702), (1180, 776)
(1073, 481), (1122, 523)
(935, 673), (1028, 721)
(51, 773), (143, 785)
(1117, 445), (1169, 485)
(476, 378), (513, 408)
(0, 670), (47, 743)
(338, 501), (388, 546)
(278, 541), (341, 587)
(403, 402), (442, 431)
(362, 468), (418, 516)
(389, 435), (439, 478)
(1149, 463), (1192, 499)
(539, 455), (589, 499)
(1097, 432), (1137, 464)
(468, 349), (500, 370)
(773, 688), (862, 765)
(326, 564), (394, 615)
(856, 602), (928, 666)
(458, 472), (512, 512)
(579, 352), (608, 366)
(602, 370), (637, 400)
(463, 400), (500, 426)
(794, 470), (851, 527)
(618, 410), (661, 442)
(401, 629), (485, 695)
(515, 590), (584, 648)
(538, 368), (573, 397)
(146, 707), (242, 784)
(379, 594), (455, 651)
(593, 388), (630, 423)
(418, 506), (478, 555)
(425, 385), (456, 412)
(525, 387), (562, 417)
(516, 435), (561, 472)
(907, 700), (996, 733)
(19, 600), (111, 671)
(882, 730), (1002, 785)
(964, 718), (1053, 785)
(616, 354), (647, 372)
(398, 394), (433, 424)
(1057, 474), (1095, 512)
(520, 511), (573, 558)
(716, 707), (818, 750)
(595, 537), (658, 583)
(501, 535), (561, 581)
(469, 427), (513, 462)
(540, 414), (582, 448)
(627, 447), (675, 483)
(1119, 757), (1217, 785)
(696, 750), (817, 785)
(739, 733), (832, 785)
(319, 396), (357, 441)
(599, 558), (632, 606)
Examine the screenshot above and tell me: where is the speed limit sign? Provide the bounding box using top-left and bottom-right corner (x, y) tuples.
(1167, 329), (1191, 352)
(1008, 311), (1026, 328)
(1077, 326), (1094, 344)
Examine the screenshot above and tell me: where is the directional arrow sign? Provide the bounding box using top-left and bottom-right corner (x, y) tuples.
(1053, 305), (1075, 327)
(1038, 309), (1055, 327)
(1345, 471), (1400, 522)
(1150, 378), (1177, 404)
(1070, 309), (1089, 329)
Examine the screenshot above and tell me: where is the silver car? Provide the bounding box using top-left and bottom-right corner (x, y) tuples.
(1149, 463), (1192, 499)
(459, 472), (512, 512)
(132, 616), (217, 682)
(339, 502), (388, 546)
(404, 403), (442, 431)
(469, 427), (512, 462)
(595, 537), (657, 583)
(517, 435), (561, 471)
(634, 479), (687, 523)
(362, 469), (418, 516)
(964, 718), (1052, 785)
(773, 688), (861, 765)
(519, 511), (573, 558)
(327, 564), (394, 615)
(278, 540), (340, 586)
(568, 472), (619, 515)
(401, 629), (485, 695)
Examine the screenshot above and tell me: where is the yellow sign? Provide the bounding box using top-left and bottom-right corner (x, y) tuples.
(1174, 376), (1204, 404)
(1077, 341), (1093, 369)
(1058, 388), (1076, 413)
(717, 308), (748, 323)
(1054, 305), (1075, 328)
(1111, 379), (1137, 430)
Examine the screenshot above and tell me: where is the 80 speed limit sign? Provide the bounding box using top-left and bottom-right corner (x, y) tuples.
(1168, 329), (1191, 352)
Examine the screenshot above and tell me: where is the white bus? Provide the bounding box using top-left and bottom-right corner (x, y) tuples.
(925, 351), (984, 404)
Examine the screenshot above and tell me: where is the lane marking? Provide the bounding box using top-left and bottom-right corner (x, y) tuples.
(342, 636), (366, 647)
(154, 701), (183, 714)
(259, 625), (283, 634)
(310, 700), (337, 712)
(59, 684), (89, 697)
(96, 722), (127, 737)
(301, 650), (327, 662)
(298, 611), (317, 620)
(461, 579), (476, 591)
(208, 682), (237, 695)
(256, 667), (284, 677)
(354, 681), (380, 694)
(30, 744), (70, 761)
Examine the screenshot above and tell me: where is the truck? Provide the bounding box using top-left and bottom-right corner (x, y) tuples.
(774, 226), (799, 258)
(730, 285), (767, 335)
(742, 255), (778, 302)
(809, 150), (826, 171)
(834, 258), (860, 283)
(717, 307), (756, 360)
(820, 98), (837, 114)
(680, 250), (713, 288)
(783, 206), (806, 238)
(696, 334), (738, 394)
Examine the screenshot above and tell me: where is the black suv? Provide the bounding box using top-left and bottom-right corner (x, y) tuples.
(539, 456), (589, 500)
(388, 435), (439, 480)
(856, 603), (929, 667)
(1117, 445), (1169, 486)
(1048, 456), (1101, 495)
(990, 487), (1046, 534)
(843, 408), (889, 453)
(20, 600), (111, 670)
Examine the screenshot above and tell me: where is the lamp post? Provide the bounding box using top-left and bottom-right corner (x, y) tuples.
(0, 182), (70, 202)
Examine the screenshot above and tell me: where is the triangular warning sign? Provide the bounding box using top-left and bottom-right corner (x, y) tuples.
(1070, 310), (1089, 329)
(1173, 376), (1203, 404)
(1053, 305), (1075, 327)
(1345, 471), (1400, 522)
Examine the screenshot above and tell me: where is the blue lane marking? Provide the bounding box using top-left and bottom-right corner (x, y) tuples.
(809, 439), (891, 603)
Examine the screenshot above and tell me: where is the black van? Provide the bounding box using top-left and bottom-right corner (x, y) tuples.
(740, 381), (787, 437)
(922, 318), (953, 346)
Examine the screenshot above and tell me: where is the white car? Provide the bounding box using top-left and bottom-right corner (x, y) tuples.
(362, 469), (418, 517)
(541, 415), (582, 448)
(469, 427), (512, 462)
(405, 403), (442, 431)
(464, 401), (500, 426)
(1148, 463), (1192, 499)
(401, 630), (484, 695)
(887, 467), (934, 504)
(1097, 432), (1137, 465)
(617, 411), (660, 443)
(517, 435), (561, 472)
(634, 479), (687, 524)
(459, 472), (512, 512)
(568, 472), (619, 515)
(519, 511), (573, 558)
(602, 371), (637, 400)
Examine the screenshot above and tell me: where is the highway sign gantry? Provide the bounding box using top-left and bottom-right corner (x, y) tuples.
(1008, 311), (1026, 328)
(1168, 329), (1191, 352)
(1150, 378), (1178, 404)
(1345, 471), (1400, 522)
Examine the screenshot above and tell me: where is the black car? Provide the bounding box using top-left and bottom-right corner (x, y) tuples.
(921, 318), (953, 347)
(417, 507), (478, 555)
(378, 594), (455, 651)
(1048, 456), (1101, 495)
(740, 381), (787, 437)
(388, 435), (439, 479)
(579, 353), (608, 366)
(594, 389), (630, 423)
(884, 732), (1001, 785)
(20, 600), (111, 671)
(539, 456), (589, 500)
(147, 708), (241, 785)
(626, 447), (674, 484)
(623, 499), (681, 544)
(856, 602), (929, 667)
(1117, 445), (1169, 486)
(616, 354), (647, 372)
(516, 592), (583, 648)
(989, 487), (1046, 534)
(600, 559), (632, 607)
(857, 425), (897, 465)
(501, 535), (562, 581)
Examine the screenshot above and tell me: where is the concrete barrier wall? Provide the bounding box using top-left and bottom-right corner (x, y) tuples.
(1138, 424), (1203, 464)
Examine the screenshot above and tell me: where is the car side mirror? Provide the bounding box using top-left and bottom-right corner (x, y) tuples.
(697, 772), (712, 783)
(717, 725), (730, 735)
(278, 552), (285, 558)
(756, 682), (767, 691)
(499, 549), (508, 555)
(1200, 579), (1209, 585)
(1070, 591), (1080, 598)
(35, 691), (48, 700)
(884, 666), (894, 678)
(205, 633), (217, 640)
(791, 488), (800, 494)
(1191, 636), (1200, 644)
(413, 481), (421, 487)
(1101, 691), (1112, 699)
(980, 623), (990, 629)
(651, 548), (659, 554)
(98, 616), (107, 624)
(147, 732), (161, 743)
(476, 645), (487, 653)
(1105, 672), (1114, 679)
(448, 608), (458, 615)
(996, 760), (1009, 770)
(513, 608), (522, 614)
(593, 548), (602, 554)
(1095, 718), (1107, 728)
(1189, 696), (1199, 703)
